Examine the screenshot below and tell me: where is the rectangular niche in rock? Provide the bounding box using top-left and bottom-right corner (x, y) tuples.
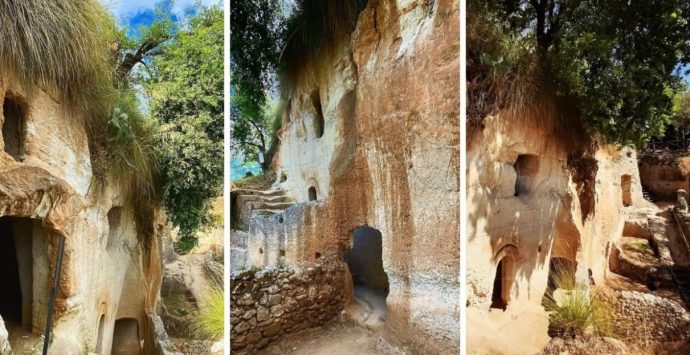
(2, 94), (27, 161)
(514, 154), (540, 196)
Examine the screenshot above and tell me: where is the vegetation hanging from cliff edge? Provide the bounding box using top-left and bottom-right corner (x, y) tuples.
(469, 0), (690, 148)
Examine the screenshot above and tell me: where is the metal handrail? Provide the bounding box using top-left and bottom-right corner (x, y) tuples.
(42, 234), (65, 355)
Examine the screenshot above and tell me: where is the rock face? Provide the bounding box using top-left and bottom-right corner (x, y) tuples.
(235, 0), (460, 352)
(639, 152), (690, 200)
(230, 256), (347, 353)
(0, 73), (164, 353)
(467, 110), (646, 352)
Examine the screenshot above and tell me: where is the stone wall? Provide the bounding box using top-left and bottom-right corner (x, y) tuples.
(606, 290), (690, 344)
(230, 256), (347, 353)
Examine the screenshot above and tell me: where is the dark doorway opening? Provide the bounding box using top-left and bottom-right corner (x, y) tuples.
(112, 318), (140, 355)
(308, 186), (317, 201)
(490, 258), (508, 310)
(347, 227), (389, 322)
(2, 95), (26, 161)
(0, 216), (34, 333)
(0, 219), (23, 324)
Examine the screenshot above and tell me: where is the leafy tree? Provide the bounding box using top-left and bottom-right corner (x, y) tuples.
(473, 0), (690, 147)
(230, 0), (285, 174)
(146, 5), (224, 251)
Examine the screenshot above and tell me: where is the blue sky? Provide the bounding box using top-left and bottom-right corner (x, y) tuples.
(99, 0), (221, 35)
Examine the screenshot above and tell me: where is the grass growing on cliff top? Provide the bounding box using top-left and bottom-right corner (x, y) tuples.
(543, 266), (614, 338)
(0, 0), (116, 114)
(194, 283), (224, 341)
(280, 0), (367, 85)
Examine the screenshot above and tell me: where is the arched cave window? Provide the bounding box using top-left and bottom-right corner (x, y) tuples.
(280, 173), (287, 183)
(310, 89), (324, 138)
(490, 257), (511, 310)
(621, 174), (632, 207)
(107, 207), (123, 250)
(95, 314), (106, 354)
(308, 186), (317, 201)
(2, 95), (27, 161)
(347, 226), (389, 318)
(514, 154), (539, 196)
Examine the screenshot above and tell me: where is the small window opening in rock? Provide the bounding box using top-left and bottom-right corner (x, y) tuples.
(0, 217), (39, 334)
(513, 154), (539, 196)
(259, 248), (264, 254)
(490, 258), (509, 310)
(346, 226), (389, 320)
(112, 318), (140, 355)
(280, 249), (286, 257)
(280, 173), (287, 183)
(621, 174), (632, 207)
(310, 89), (324, 138)
(107, 207), (123, 250)
(315, 252), (321, 259)
(95, 314), (106, 354)
(308, 186), (317, 201)
(278, 216), (284, 223)
(285, 98), (292, 123)
(537, 243), (542, 253)
(2, 95), (27, 161)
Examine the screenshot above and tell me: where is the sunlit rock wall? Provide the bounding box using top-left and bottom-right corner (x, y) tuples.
(0, 73), (163, 355)
(245, 0), (460, 352)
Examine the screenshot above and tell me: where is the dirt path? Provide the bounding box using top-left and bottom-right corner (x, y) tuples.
(259, 319), (406, 355)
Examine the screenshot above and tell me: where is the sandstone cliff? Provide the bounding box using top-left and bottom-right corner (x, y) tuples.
(234, 0), (460, 353)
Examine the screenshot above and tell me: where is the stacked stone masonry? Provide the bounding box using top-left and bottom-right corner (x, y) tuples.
(230, 255), (347, 353)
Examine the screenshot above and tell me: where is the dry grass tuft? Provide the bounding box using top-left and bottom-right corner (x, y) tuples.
(0, 0), (117, 115)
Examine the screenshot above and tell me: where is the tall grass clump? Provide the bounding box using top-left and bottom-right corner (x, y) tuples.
(194, 283), (224, 341)
(0, 0), (117, 115)
(544, 265), (614, 338)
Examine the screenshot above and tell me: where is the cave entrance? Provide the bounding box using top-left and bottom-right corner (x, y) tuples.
(2, 95), (27, 161)
(490, 258), (510, 310)
(310, 89), (324, 138)
(112, 318), (141, 355)
(347, 226), (389, 321)
(0, 217), (37, 334)
(621, 174), (632, 207)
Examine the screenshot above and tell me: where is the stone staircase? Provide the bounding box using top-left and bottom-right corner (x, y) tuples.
(642, 187), (654, 202)
(234, 188), (295, 221)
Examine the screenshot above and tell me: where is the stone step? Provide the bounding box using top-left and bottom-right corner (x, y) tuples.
(252, 208), (285, 216)
(234, 188), (287, 197)
(250, 201), (294, 210)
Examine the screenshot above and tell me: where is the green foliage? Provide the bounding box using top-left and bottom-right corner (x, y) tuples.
(147, 6), (224, 251)
(672, 88), (690, 130)
(471, 0), (690, 147)
(194, 284), (224, 340)
(230, 0), (285, 169)
(0, 0), (117, 114)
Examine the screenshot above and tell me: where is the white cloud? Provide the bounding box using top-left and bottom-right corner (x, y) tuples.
(99, 0), (222, 18)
